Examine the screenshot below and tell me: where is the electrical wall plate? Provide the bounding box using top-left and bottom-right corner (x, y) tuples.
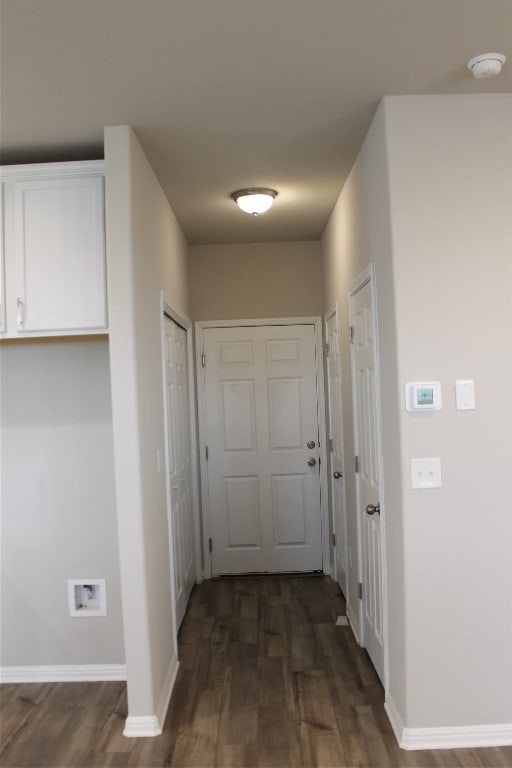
(405, 381), (442, 412)
(411, 457), (442, 489)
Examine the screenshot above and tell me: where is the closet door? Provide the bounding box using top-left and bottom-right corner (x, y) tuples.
(164, 316), (194, 628)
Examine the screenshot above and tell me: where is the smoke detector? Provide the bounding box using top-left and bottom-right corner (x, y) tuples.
(467, 53), (506, 79)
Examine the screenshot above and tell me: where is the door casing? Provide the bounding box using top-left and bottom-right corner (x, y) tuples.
(195, 316), (330, 580)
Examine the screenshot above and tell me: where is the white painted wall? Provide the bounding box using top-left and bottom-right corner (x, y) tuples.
(322, 102), (404, 699)
(104, 125), (190, 732)
(0, 339), (123, 667)
(385, 94), (512, 731)
(322, 94), (512, 738)
(189, 240), (323, 320)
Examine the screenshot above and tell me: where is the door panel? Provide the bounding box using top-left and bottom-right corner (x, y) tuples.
(225, 476), (261, 547)
(271, 473), (307, 544)
(325, 309), (347, 594)
(164, 316), (194, 628)
(268, 378), (303, 448)
(221, 380), (256, 451)
(203, 324), (322, 575)
(350, 277), (384, 682)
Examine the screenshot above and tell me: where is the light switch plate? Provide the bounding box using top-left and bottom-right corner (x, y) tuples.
(411, 457), (442, 489)
(456, 379), (475, 410)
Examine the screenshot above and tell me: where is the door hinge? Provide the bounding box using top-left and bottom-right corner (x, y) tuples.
(354, 455), (360, 473)
(358, 582), (363, 600)
(205, 445), (209, 460)
(329, 437), (333, 452)
(208, 537), (213, 554)
(350, 326), (355, 344)
(332, 532), (336, 547)
(325, 343), (330, 358)
(201, 352), (206, 368)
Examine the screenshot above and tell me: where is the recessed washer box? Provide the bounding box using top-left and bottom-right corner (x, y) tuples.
(68, 579), (107, 617)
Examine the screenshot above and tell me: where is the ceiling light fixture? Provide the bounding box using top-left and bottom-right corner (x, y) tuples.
(467, 52), (506, 79)
(231, 188), (277, 216)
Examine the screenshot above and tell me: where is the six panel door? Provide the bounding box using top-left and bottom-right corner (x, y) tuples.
(203, 324), (322, 575)
(164, 316), (195, 628)
(350, 278), (384, 682)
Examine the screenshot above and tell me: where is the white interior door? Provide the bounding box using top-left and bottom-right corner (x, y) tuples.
(164, 315), (194, 628)
(202, 324), (322, 575)
(350, 275), (385, 682)
(325, 309), (347, 595)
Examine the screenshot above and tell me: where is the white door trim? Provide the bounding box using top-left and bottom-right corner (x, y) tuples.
(348, 264), (389, 689)
(324, 303), (349, 596)
(195, 316), (330, 580)
(160, 294), (202, 593)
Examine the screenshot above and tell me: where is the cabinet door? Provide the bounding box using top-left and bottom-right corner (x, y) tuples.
(12, 175), (106, 332)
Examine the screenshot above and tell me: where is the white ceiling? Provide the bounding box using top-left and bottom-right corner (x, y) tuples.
(1, 0), (511, 244)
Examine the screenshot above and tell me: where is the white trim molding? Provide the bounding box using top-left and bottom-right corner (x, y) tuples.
(123, 655), (180, 738)
(155, 655), (180, 734)
(0, 664), (126, 683)
(385, 696), (512, 750)
(123, 715), (162, 738)
(346, 603), (361, 644)
(194, 316), (330, 579)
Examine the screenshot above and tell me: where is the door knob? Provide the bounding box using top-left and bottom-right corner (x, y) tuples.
(333, 471), (342, 479)
(307, 440), (316, 449)
(307, 457), (317, 467)
(366, 503), (380, 515)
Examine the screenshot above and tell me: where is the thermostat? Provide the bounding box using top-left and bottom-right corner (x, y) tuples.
(405, 382), (441, 412)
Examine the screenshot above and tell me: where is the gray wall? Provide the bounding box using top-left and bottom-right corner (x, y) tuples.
(322, 101), (404, 703)
(322, 94), (512, 732)
(189, 240), (323, 320)
(385, 94), (512, 728)
(105, 125), (190, 728)
(0, 339), (124, 666)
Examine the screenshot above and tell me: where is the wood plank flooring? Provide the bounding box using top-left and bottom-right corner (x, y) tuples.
(1, 575), (511, 768)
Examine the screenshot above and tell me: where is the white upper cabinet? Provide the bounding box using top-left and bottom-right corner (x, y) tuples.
(1, 161), (107, 337)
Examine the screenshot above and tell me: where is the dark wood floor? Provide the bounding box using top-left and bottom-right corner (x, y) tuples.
(1, 575), (511, 768)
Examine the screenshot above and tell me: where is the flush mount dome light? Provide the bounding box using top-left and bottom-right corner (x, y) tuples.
(467, 52), (506, 79)
(231, 188), (277, 216)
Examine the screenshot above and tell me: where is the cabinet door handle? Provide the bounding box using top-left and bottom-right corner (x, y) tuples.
(16, 298), (24, 327)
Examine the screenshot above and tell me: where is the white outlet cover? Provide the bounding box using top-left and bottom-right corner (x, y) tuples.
(411, 457), (442, 489)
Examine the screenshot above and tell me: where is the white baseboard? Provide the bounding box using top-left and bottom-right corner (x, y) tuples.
(385, 695), (512, 750)
(0, 664), (126, 683)
(384, 694), (405, 745)
(123, 715), (162, 738)
(346, 602), (360, 643)
(123, 653), (179, 738)
(155, 653), (179, 731)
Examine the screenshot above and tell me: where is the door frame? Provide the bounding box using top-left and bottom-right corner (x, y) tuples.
(324, 302), (349, 597)
(160, 293), (202, 612)
(348, 264), (389, 687)
(195, 316), (330, 580)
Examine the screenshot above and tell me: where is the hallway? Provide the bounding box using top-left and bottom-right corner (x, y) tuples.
(1, 576), (511, 767)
